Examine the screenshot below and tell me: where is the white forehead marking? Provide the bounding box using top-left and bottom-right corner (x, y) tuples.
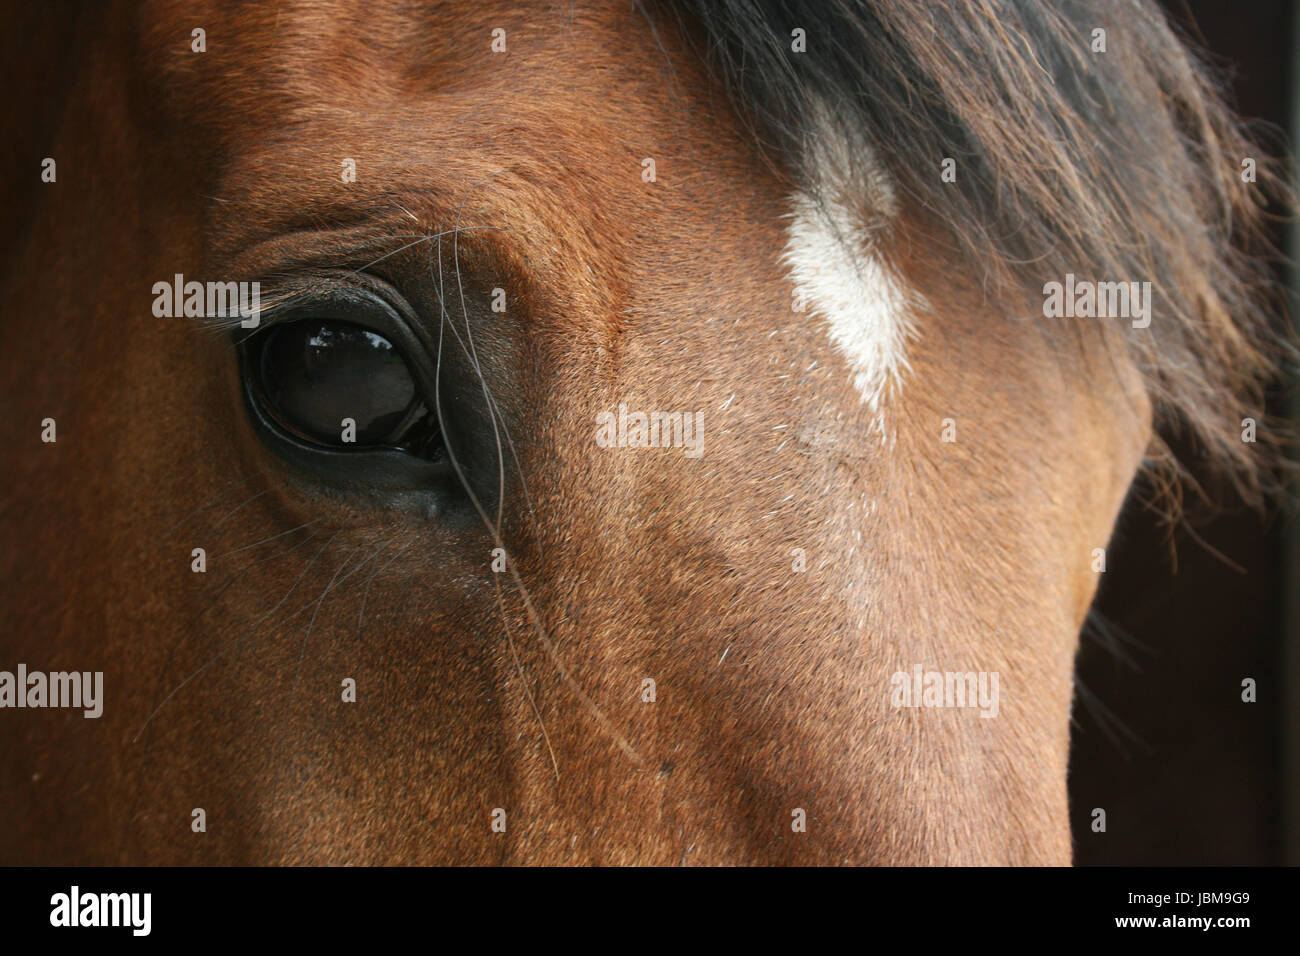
(781, 120), (919, 443)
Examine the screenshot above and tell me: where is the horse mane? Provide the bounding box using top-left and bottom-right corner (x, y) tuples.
(657, 0), (1294, 507)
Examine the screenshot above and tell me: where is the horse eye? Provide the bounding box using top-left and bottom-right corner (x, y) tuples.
(250, 318), (436, 452)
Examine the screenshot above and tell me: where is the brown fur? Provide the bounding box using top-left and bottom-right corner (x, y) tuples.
(0, 0), (1279, 864)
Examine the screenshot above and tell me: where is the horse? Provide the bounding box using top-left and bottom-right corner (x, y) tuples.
(0, 0), (1290, 865)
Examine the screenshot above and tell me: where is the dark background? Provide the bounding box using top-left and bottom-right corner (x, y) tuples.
(1071, 0), (1297, 865)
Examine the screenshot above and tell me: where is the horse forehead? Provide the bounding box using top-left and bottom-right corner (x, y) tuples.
(144, 0), (686, 130)
(149, 2), (790, 269)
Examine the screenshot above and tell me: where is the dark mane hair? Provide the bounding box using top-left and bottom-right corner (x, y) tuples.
(658, 0), (1294, 506)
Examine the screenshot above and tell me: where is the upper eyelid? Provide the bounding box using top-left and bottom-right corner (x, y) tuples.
(211, 214), (512, 282)
(250, 269), (418, 329)
(210, 218), (528, 342)
(209, 206), (523, 302)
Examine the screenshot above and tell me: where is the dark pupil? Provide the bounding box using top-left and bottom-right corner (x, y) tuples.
(258, 319), (418, 446)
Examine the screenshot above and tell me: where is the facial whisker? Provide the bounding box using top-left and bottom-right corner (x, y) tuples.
(212, 486), (275, 527)
(290, 546), (361, 693)
(120, 526), (325, 858)
(211, 517), (324, 559)
(274, 537), (396, 628)
(430, 185), (643, 770)
(355, 538), (417, 642)
(350, 225), (503, 277)
(132, 525), (350, 739)
(149, 470), (266, 546)
(494, 576), (560, 780)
